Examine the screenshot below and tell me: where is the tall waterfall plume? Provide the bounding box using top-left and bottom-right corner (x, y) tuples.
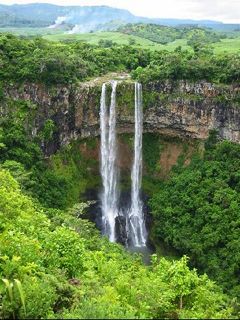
(100, 81), (119, 242)
(128, 82), (147, 247)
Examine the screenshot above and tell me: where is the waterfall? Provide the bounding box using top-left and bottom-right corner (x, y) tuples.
(99, 80), (147, 247)
(128, 82), (147, 247)
(100, 81), (118, 242)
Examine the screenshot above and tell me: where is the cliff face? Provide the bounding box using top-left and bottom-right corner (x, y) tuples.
(143, 81), (240, 142)
(2, 79), (240, 155)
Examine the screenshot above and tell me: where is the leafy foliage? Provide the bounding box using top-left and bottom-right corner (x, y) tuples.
(0, 33), (239, 86)
(0, 169), (235, 319)
(150, 138), (240, 297)
(0, 33), (150, 85)
(132, 48), (240, 83)
(0, 99), (99, 209)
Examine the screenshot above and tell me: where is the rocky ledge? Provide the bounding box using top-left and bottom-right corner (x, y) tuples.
(1, 75), (240, 155)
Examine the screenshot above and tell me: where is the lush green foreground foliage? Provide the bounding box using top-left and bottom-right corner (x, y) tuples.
(0, 169), (235, 319)
(151, 135), (240, 298)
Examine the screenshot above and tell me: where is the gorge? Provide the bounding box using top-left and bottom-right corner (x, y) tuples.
(0, 21), (240, 319)
(1, 76), (240, 246)
(1, 76), (240, 223)
(1, 76), (240, 318)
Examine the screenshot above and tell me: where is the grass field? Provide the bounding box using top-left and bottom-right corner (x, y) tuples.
(43, 31), (240, 53)
(43, 31), (193, 51)
(213, 37), (240, 54)
(43, 32), (167, 50)
(0, 27), (64, 36)
(1, 27), (240, 54)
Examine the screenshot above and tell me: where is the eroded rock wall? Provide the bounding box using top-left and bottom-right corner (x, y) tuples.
(1, 80), (239, 155)
(143, 81), (240, 142)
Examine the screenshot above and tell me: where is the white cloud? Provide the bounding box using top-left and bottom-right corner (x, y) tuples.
(0, 0), (239, 23)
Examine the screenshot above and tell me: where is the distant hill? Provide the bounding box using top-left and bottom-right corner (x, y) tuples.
(0, 3), (238, 32)
(118, 23), (225, 45)
(0, 4), (136, 29)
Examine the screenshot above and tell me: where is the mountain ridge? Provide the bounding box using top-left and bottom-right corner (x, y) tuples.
(1, 2), (237, 31)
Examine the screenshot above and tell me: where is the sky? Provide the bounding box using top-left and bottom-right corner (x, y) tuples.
(0, 0), (239, 23)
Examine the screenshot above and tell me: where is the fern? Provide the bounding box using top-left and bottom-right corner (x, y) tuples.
(2, 279), (14, 305)
(14, 279), (26, 317)
(2, 278), (26, 317)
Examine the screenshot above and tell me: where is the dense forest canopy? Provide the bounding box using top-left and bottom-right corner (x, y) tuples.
(151, 135), (240, 298)
(0, 33), (239, 85)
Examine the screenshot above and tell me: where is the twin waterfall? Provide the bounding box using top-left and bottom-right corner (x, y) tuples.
(100, 81), (147, 247)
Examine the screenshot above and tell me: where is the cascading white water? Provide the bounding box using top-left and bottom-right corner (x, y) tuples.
(100, 81), (118, 242)
(128, 82), (147, 247)
(100, 80), (147, 247)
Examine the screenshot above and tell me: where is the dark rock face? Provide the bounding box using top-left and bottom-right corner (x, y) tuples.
(115, 215), (128, 245)
(142, 81), (240, 142)
(1, 80), (240, 157)
(84, 188), (151, 248)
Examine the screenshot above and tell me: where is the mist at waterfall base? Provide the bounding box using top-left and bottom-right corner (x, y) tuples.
(99, 81), (150, 254)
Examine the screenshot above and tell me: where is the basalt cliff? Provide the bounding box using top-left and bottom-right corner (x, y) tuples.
(1, 77), (240, 155)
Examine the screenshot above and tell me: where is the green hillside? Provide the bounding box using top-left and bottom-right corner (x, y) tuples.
(0, 26), (239, 54)
(213, 37), (240, 53)
(0, 19), (239, 54)
(43, 31), (169, 50)
(118, 23), (224, 45)
(43, 31), (240, 53)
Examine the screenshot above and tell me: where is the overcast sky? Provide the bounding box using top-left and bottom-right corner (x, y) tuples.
(0, 0), (239, 23)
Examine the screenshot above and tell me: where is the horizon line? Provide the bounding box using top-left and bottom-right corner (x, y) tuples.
(0, 2), (239, 25)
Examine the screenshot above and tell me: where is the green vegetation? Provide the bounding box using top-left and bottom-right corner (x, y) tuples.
(0, 33), (151, 85)
(43, 31), (167, 51)
(150, 134), (240, 298)
(47, 139), (100, 207)
(0, 27), (240, 318)
(118, 24), (224, 45)
(1, 21), (239, 54)
(43, 30), (240, 53)
(0, 27), (67, 36)
(0, 96), (101, 209)
(119, 23), (181, 44)
(0, 103), (236, 317)
(213, 37), (240, 54)
(132, 49), (240, 84)
(0, 169), (236, 319)
(0, 33), (239, 88)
